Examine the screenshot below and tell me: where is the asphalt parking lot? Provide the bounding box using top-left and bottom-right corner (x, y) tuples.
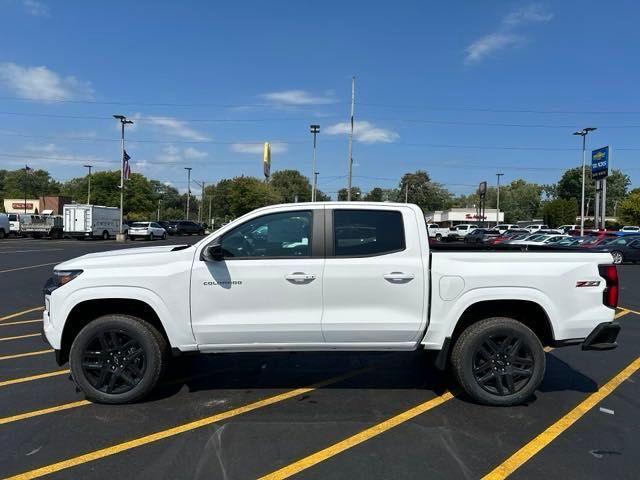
(0, 236), (639, 480)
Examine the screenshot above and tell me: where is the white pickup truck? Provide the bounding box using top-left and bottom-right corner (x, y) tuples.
(426, 223), (450, 241)
(42, 202), (621, 406)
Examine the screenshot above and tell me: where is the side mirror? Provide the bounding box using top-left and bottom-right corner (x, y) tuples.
(201, 241), (224, 262)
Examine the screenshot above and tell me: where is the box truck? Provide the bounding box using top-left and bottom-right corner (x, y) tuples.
(63, 205), (121, 240)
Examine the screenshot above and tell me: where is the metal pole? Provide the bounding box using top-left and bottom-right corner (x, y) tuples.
(200, 181), (205, 223)
(184, 167), (192, 220)
(580, 134), (586, 236)
(347, 76), (355, 201)
(310, 125), (320, 202)
(405, 183), (409, 203)
(208, 195), (212, 227)
(313, 172), (319, 200)
(24, 165), (27, 214)
(496, 173), (504, 227)
(601, 178), (607, 229)
(84, 165), (92, 204)
(119, 122), (124, 233)
(594, 180), (600, 230)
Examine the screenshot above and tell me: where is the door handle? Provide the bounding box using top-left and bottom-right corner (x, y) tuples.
(383, 272), (415, 283)
(285, 272), (316, 283)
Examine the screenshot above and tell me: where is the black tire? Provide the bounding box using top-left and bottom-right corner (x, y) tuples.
(451, 317), (545, 406)
(0, 229), (5, 239)
(198, 229), (205, 236)
(69, 315), (168, 404)
(611, 250), (623, 264)
(149, 232), (154, 241)
(435, 233), (442, 241)
(102, 230), (109, 240)
(162, 232), (167, 240)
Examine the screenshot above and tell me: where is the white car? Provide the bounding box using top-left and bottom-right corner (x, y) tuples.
(0, 213), (9, 239)
(448, 223), (478, 239)
(127, 222), (167, 240)
(525, 224), (549, 233)
(426, 223), (450, 241)
(558, 224), (579, 233)
(494, 224), (518, 234)
(620, 226), (640, 232)
(43, 202), (620, 406)
(510, 234), (569, 246)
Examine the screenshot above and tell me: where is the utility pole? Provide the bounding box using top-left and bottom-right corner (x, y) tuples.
(573, 127), (597, 236)
(310, 124), (320, 201)
(347, 76), (355, 201)
(208, 196), (212, 228)
(113, 115), (133, 234)
(200, 181), (205, 223)
(405, 183), (409, 203)
(84, 165), (92, 204)
(496, 173), (504, 227)
(184, 167), (192, 220)
(157, 198), (161, 221)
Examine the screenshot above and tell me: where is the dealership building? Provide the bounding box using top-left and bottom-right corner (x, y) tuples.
(425, 208), (504, 226)
(3, 196), (71, 215)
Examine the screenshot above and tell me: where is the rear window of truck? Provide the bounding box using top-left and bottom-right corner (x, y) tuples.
(333, 210), (405, 257)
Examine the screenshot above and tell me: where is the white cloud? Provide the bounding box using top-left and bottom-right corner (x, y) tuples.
(0, 62), (93, 101)
(261, 90), (336, 106)
(184, 146), (207, 159)
(464, 33), (522, 64)
(464, 4), (553, 64)
(156, 144), (208, 164)
(325, 121), (399, 144)
(25, 143), (57, 153)
(144, 116), (209, 141)
(230, 143), (288, 154)
(22, 0), (49, 17)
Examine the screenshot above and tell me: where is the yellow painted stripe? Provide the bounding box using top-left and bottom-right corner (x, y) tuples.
(0, 333), (41, 342)
(0, 307), (43, 322)
(0, 349), (52, 361)
(615, 309), (631, 319)
(259, 391), (455, 480)
(5, 368), (368, 480)
(0, 319), (42, 327)
(0, 262), (60, 274)
(482, 356), (640, 480)
(0, 401), (90, 426)
(0, 369), (70, 388)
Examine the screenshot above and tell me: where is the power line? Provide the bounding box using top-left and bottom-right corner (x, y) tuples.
(0, 152), (255, 166)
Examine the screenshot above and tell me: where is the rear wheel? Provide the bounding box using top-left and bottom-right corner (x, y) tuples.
(611, 250), (623, 264)
(451, 317), (545, 406)
(102, 230), (109, 240)
(149, 232), (154, 241)
(162, 232), (167, 240)
(0, 229), (5, 239)
(69, 315), (168, 404)
(435, 233), (442, 241)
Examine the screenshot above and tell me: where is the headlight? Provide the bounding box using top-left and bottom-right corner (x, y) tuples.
(43, 270), (83, 294)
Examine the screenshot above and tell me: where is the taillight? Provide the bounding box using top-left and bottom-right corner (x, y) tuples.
(598, 265), (619, 309)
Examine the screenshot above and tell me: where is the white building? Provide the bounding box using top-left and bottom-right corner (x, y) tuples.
(425, 208), (504, 226)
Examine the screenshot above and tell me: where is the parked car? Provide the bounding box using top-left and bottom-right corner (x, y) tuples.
(127, 222), (167, 240)
(558, 224), (579, 233)
(525, 224), (549, 233)
(464, 228), (500, 244)
(426, 223), (450, 241)
(493, 224), (518, 234)
(555, 236), (591, 247)
(510, 234), (569, 246)
(158, 221), (176, 235)
(43, 202), (620, 406)
(590, 236), (640, 264)
(447, 224), (478, 240)
(620, 226), (640, 232)
(7, 213), (21, 236)
(174, 220), (205, 235)
(0, 213), (9, 239)
(20, 214), (64, 238)
(485, 229), (530, 245)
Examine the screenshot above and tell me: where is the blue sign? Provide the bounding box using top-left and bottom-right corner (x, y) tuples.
(591, 146), (609, 180)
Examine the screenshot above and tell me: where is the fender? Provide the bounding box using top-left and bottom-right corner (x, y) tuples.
(421, 286), (556, 349)
(49, 285), (197, 351)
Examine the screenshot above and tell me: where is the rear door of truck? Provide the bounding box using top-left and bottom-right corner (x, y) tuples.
(321, 204), (427, 344)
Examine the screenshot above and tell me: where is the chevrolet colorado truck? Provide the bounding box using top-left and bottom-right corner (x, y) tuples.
(42, 202), (621, 405)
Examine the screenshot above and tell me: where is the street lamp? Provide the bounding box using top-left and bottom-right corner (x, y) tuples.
(573, 127), (597, 236)
(84, 165), (92, 204)
(496, 173), (504, 227)
(310, 125), (320, 202)
(113, 115), (134, 234)
(184, 167), (192, 220)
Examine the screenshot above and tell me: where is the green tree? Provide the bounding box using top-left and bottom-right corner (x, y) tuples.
(398, 170), (452, 211)
(364, 187), (385, 202)
(1, 167), (61, 200)
(618, 189), (640, 225)
(556, 167), (630, 215)
(208, 176), (282, 220)
(338, 187), (362, 201)
(542, 198), (578, 227)
(270, 170), (312, 203)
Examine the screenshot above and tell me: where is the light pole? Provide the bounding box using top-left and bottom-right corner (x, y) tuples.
(496, 173), (504, 227)
(310, 124), (320, 202)
(113, 115), (133, 234)
(573, 127), (597, 235)
(347, 76), (355, 201)
(184, 167), (192, 220)
(84, 165), (92, 204)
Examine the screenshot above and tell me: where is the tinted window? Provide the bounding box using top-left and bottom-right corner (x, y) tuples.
(333, 210), (405, 257)
(221, 211), (312, 258)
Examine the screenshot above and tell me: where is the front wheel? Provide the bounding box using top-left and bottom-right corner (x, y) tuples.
(102, 230), (109, 240)
(611, 250), (623, 264)
(162, 232), (167, 240)
(435, 233), (442, 241)
(149, 232), (154, 241)
(451, 317), (545, 406)
(69, 315), (168, 404)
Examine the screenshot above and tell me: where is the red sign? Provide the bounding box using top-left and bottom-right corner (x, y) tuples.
(465, 213), (486, 220)
(12, 202), (33, 210)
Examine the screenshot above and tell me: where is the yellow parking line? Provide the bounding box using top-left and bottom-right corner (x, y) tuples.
(6, 368), (369, 480)
(618, 307), (640, 316)
(615, 309), (631, 319)
(0, 369), (70, 387)
(482, 356), (640, 480)
(0, 319), (42, 327)
(0, 262), (60, 274)
(0, 307), (43, 322)
(0, 401), (90, 426)
(0, 349), (52, 361)
(259, 391), (454, 480)
(0, 333), (41, 342)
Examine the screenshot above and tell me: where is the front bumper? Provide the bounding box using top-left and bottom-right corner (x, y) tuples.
(581, 322), (621, 351)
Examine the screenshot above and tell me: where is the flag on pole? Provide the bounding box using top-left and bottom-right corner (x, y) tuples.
(25, 164), (35, 175)
(123, 150), (131, 180)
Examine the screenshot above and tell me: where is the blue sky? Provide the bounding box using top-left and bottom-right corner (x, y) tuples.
(1, 0), (639, 197)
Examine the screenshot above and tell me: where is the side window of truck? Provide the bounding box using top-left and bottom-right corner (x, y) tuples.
(220, 211), (312, 258)
(333, 210), (405, 257)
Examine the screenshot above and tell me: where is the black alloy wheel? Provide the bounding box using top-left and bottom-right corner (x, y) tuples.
(472, 334), (534, 396)
(81, 330), (146, 395)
